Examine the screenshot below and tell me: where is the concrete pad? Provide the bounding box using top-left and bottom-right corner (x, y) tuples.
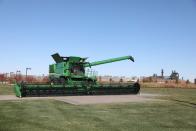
(0, 93), (164, 105)
(54, 93), (163, 105)
(0, 95), (18, 100)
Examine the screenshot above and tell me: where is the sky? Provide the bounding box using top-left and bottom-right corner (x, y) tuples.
(0, 0), (196, 81)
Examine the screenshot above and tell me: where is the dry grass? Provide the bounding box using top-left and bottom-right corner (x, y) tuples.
(0, 84), (14, 95)
(141, 82), (196, 88)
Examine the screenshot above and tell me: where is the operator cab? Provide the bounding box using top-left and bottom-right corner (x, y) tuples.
(71, 65), (85, 75)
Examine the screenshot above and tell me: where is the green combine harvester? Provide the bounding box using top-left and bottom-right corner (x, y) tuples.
(14, 53), (140, 97)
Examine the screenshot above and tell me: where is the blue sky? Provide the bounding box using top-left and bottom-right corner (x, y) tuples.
(0, 0), (196, 81)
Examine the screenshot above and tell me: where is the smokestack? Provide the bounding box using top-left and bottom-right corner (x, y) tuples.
(161, 69), (164, 78)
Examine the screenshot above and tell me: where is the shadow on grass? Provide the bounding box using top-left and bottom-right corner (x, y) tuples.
(170, 98), (196, 108)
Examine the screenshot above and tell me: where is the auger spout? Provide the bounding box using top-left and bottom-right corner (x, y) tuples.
(85, 56), (134, 67)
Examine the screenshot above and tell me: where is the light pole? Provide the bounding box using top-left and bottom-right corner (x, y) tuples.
(16, 70), (21, 81)
(16, 70), (21, 76)
(26, 68), (31, 79)
(5, 73), (9, 82)
(9, 72), (14, 84)
(5, 73), (9, 78)
(10, 72), (14, 78)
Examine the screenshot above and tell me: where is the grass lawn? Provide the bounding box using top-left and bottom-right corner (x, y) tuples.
(0, 85), (196, 131)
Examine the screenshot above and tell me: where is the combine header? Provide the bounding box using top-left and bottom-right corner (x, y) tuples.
(14, 53), (140, 97)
